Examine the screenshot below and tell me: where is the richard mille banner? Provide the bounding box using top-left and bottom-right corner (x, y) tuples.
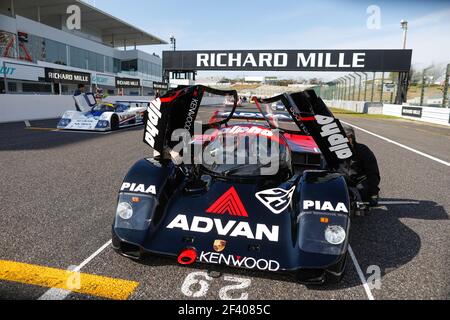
(163, 49), (412, 72)
(153, 81), (169, 90)
(44, 68), (91, 84)
(115, 77), (141, 88)
(402, 106), (422, 118)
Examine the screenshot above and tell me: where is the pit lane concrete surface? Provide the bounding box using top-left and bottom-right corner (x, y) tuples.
(0, 109), (448, 300)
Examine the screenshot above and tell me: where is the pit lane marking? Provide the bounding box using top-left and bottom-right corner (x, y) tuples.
(24, 127), (115, 134)
(38, 240), (112, 300)
(25, 127), (60, 131)
(348, 245), (375, 300)
(341, 121), (450, 167)
(0, 257), (138, 300)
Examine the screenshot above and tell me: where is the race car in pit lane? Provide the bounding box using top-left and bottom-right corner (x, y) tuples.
(57, 93), (149, 131)
(224, 95), (243, 107)
(112, 85), (361, 284)
(271, 100), (286, 111)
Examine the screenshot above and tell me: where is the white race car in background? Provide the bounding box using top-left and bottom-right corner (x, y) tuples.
(57, 93), (150, 131)
(271, 101), (286, 111)
(224, 96), (243, 107)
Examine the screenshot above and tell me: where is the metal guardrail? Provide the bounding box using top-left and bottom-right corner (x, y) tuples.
(318, 64), (450, 108)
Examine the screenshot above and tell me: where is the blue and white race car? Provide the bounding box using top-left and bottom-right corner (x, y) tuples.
(57, 93), (149, 131)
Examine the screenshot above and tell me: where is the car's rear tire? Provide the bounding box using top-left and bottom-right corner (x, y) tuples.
(111, 115), (119, 131)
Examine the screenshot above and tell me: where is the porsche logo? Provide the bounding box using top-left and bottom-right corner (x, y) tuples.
(213, 240), (227, 252)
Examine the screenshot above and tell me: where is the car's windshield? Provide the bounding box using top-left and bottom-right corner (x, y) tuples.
(114, 103), (130, 112)
(92, 103), (115, 112)
(201, 126), (289, 177)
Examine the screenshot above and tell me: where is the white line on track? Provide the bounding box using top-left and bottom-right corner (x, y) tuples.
(348, 245), (374, 300)
(378, 201), (420, 205)
(38, 239), (112, 300)
(341, 121), (450, 167)
(341, 120), (447, 300)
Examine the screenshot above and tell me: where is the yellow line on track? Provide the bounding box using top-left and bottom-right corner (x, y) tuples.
(0, 260), (139, 300)
(25, 127), (59, 131)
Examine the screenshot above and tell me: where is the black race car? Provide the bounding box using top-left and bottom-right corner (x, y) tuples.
(112, 85), (360, 284)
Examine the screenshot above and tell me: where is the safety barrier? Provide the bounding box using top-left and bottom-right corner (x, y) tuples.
(0, 94), (154, 123)
(323, 100), (383, 114)
(382, 104), (450, 126)
(0, 94), (75, 123)
(324, 99), (450, 126)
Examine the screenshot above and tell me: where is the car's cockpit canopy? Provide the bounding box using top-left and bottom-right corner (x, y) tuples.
(92, 103), (115, 112)
(201, 124), (292, 177)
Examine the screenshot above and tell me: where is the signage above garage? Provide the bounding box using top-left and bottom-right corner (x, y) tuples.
(0, 59), (44, 82)
(44, 68), (91, 84)
(152, 81), (169, 90)
(115, 77), (141, 88)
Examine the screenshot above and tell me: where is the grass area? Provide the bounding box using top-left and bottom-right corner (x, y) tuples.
(231, 84), (261, 91)
(330, 107), (400, 120)
(327, 84), (446, 103)
(407, 84), (444, 100)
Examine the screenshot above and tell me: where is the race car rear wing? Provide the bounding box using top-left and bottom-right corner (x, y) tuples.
(142, 85), (352, 170)
(286, 90), (353, 170)
(254, 90), (354, 170)
(143, 85), (238, 156)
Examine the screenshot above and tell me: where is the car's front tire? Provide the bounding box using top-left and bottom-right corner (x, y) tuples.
(325, 251), (348, 284)
(112, 226), (145, 261)
(111, 115), (119, 131)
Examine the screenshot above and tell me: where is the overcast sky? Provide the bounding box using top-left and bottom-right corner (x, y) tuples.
(87, 0), (450, 80)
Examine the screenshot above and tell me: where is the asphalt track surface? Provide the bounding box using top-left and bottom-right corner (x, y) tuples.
(0, 107), (449, 300)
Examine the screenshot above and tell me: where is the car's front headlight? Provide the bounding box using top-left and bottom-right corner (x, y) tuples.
(324, 225), (346, 245)
(96, 120), (109, 128)
(116, 202), (133, 220)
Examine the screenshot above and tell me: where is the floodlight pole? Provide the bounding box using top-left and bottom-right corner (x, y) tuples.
(170, 35), (176, 51)
(401, 20), (408, 50)
(396, 19), (409, 105)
